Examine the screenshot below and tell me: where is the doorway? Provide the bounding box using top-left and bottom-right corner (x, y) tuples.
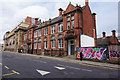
(68, 40), (74, 55)
(28, 44), (31, 54)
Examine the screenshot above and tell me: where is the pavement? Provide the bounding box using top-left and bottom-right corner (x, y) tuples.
(4, 51), (120, 70)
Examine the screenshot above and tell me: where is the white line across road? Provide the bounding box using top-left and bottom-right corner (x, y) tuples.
(54, 66), (65, 70)
(33, 60), (47, 63)
(57, 64), (92, 72)
(0, 63), (2, 65)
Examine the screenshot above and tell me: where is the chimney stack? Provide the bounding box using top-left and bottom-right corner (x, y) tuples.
(112, 30), (116, 37)
(85, 0), (89, 6)
(102, 32), (106, 38)
(35, 18), (39, 25)
(58, 8), (63, 16)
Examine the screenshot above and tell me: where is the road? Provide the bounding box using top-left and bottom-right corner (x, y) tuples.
(1, 51), (119, 79)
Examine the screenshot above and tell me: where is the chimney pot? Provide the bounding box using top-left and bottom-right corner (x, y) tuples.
(102, 32), (106, 38)
(35, 18), (39, 25)
(112, 30), (116, 37)
(85, 0), (89, 6)
(58, 8), (63, 16)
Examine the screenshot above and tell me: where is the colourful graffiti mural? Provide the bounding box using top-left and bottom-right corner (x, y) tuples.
(110, 50), (119, 58)
(77, 48), (106, 60)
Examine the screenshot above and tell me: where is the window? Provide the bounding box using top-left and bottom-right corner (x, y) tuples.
(67, 17), (70, 21)
(72, 20), (74, 29)
(39, 42), (41, 49)
(51, 40), (56, 48)
(24, 34), (27, 40)
(44, 28), (48, 35)
(58, 39), (63, 48)
(34, 43), (37, 49)
(67, 22), (70, 30)
(58, 23), (63, 32)
(39, 30), (41, 37)
(71, 15), (74, 29)
(34, 31), (37, 38)
(51, 25), (55, 34)
(24, 45), (26, 50)
(44, 41), (48, 49)
(71, 15), (74, 20)
(31, 18), (35, 24)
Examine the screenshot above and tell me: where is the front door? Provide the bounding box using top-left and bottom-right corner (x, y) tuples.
(28, 44), (31, 54)
(68, 40), (74, 55)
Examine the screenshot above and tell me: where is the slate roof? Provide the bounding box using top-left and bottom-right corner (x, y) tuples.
(97, 36), (112, 46)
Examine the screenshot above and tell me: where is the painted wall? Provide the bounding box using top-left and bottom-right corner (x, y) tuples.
(108, 45), (120, 61)
(77, 47), (107, 60)
(81, 34), (95, 47)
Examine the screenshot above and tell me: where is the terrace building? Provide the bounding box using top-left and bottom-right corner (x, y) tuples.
(22, 1), (97, 56)
(3, 0), (97, 56)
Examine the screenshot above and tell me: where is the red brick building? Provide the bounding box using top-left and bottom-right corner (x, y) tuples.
(22, 0), (97, 56)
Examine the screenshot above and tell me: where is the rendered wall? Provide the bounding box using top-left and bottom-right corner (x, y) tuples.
(81, 34), (95, 47)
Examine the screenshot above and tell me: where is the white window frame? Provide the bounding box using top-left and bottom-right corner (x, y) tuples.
(58, 39), (63, 48)
(58, 23), (63, 32)
(39, 42), (41, 49)
(51, 25), (55, 34)
(67, 22), (70, 30)
(44, 28), (48, 35)
(34, 31), (37, 38)
(24, 34), (27, 40)
(72, 20), (74, 29)
(51, 40), (56, 48)
(44, 41), (48, 49)
(39, 30), (41, 37)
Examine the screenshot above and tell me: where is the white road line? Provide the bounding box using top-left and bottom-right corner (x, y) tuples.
(36, 69), (50, 76)
(54, 66), (65, 70)
(57, 64), (92, 72)
(0, 63), (2, 65)
(33, 60), (47, 63)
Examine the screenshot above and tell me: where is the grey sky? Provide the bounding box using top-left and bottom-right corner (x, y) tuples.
(0, 0), (119, 44)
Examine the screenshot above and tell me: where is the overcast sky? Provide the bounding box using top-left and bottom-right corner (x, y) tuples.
(0, 0), (119, 44)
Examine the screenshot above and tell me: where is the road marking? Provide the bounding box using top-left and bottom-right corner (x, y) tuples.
(78, 63), (119, 70)
(12, 70), (20, 75)
(33, 60), (47, 63)
(36, 69), (50, 76)
(2, 73), (15, 76)
(2, 70), (20, 76)
(54, 66), (65, 70)
(4, 66), (9, 69)
(57, 64), (92, 72)
(0, 63), (2, 65)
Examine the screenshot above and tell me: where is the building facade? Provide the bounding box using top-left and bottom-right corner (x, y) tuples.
(22, 1), (97, 56)
(3, 20), (31, 52)
(3, 0), (97, 56)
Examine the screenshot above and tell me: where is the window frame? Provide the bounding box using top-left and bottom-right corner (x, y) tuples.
(44, 41), (48, 49)
(58, 23), (63, 32)
(51, 40), (56, 48)
(58, 39), (63, 48)
(39, 42), (41, 49)
(44, 28), (48, 35)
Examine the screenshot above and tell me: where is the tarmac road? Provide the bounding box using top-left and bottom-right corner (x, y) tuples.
(1, 51), (119, 79)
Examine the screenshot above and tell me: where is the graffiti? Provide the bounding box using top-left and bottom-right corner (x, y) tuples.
(77, 48), (106, 60)
(109, 50), (120, 58)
